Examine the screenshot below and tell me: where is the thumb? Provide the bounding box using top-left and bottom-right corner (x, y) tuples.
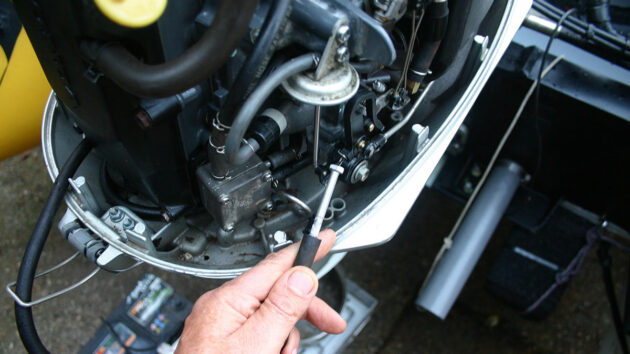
(238, 266), (318, 351)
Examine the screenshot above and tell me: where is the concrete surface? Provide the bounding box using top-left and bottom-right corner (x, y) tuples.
(0, 149), (627, 353)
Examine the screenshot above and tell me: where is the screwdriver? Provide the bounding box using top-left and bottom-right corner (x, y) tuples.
(293, 164), (344, 267)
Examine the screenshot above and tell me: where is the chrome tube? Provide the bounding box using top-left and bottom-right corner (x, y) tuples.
(415, 161), (524, 319)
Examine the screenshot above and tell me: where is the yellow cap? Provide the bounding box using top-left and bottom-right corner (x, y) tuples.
(94, 0), (168, 28)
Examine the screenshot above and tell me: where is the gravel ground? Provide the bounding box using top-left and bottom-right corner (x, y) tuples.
(0, 149), (627, 353)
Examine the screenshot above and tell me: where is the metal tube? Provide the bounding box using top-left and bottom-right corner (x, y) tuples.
(415, 161), (524, 319)
(313, 105), (321, 169)
(309, 164), (344, 237)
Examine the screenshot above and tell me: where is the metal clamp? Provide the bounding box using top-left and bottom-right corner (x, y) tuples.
(6, 252), (101, 308)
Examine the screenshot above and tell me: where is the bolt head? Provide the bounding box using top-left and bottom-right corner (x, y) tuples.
(224, 223), (235, 232)
(264, 201), (274, 211)
(357, 139), (367, 150)
(262, 171), (273, 182)
(336, 25), (350, 43)
(122, 217), (135, 230)
(218, 194), (230, 204)
(336, 46), (349, 63)
(372, 80), (386, 93)
(356, 166), (370, 182)
(368, 123), (375, 132)
(109, 207), (123, 222)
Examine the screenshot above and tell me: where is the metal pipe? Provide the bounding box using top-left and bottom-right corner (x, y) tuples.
(415, 160), (525, 319)
(313, 105), (321, 169)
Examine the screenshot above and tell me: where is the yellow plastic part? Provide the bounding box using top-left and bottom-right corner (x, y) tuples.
(94, 0), (168, 28)
(0, 29), (52, 161)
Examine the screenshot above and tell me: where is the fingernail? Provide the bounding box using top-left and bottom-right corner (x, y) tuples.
(288, 270), (314, 296)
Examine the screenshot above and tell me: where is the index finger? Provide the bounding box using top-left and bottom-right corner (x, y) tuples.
(223, 229), (336, 302)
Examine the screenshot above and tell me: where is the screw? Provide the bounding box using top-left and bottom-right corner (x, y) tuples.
(336, 24), (350, 44)
(372, 80), (387, 93)
(336, 46), (349, 63)
(264, 201), (274, 211)
(356, 165), (370, 182)
(463, 180), (474, 194)
(109, 207), (124, 222)
(357, 139), (367, 150)
(262, 171), (273, 182)
(218, 194), (230, 204)
(368, 123), (375, 133)
(122, 217), (135, 230)
(471, 164), (482, 178)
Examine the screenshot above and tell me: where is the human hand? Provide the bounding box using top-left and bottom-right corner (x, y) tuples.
(176, 229), (346, 354)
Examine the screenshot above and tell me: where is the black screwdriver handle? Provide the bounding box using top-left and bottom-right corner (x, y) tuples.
(293, 235), (322, 267)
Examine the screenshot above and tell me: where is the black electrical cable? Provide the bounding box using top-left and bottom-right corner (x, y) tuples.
(14, 138), (93, 354)
(532, 8), (576, 181)
(598, 241), (630, 354)
(533, 0), (629, 51)
(539, 0), (621, 40)
(100, 317), (157, 353)
(220, 0), (292, 126)
(99, 162), (163, 219)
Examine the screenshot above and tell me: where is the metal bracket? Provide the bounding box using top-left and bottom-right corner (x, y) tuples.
(6, 252), (100, 308)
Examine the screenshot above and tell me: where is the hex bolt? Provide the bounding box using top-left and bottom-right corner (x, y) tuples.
(368, 123), (376, 133)
(336, 46), (349, 63)
(356, 165), (370, 182)
(372, 80), (387, 93)
(262, 171), (273, 182)
(224, 223), (235, 232)
(122, 217), (135, 230)
(109, 207), (124, 222)
(218, 194), (230, 204)
(264, 201), (274, 211)
(336, 24), (350, 44)
(357, 139), (367, 150)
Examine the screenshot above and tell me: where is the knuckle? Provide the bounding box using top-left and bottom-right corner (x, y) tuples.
(261, 251), (284, 266)
(266, 292), (301, 321)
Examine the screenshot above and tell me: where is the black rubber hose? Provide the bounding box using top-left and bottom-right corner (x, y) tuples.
(225, 53), (316, 165)
(14, 138), (93, 354)
(220, 0), (292, 125)
(88, 0), (258, 98)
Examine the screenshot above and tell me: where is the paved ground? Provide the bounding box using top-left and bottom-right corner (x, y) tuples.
(0, 149), (627, 353)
